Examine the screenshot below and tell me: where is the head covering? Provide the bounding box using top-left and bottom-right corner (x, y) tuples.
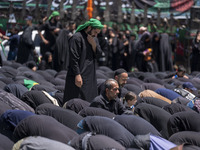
(114, 68), (127, 77)
(25, 16), (33, 21)
(48, 11), (60, 20)
(182, 82), (197, 91)
(76, 18), (104, 33)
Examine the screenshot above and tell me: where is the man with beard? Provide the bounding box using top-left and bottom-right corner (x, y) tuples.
(63, 18), (103, 103)
(90, 79), (125, 115)
(114, 68), (129, 99)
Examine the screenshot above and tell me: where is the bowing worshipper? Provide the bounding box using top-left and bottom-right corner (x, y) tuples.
(163, 103), (196, 115)
(172, 65), (189, 79)
(0, 133), (14, 150)
(69, 132), (126, 150)
(78, 107), (116, 119)
(174, 82), (198, 110)
(0, 110), (35, 141)
(114, 115), (161, 137)
(141, 82), (165, 91)
(134, 103), (171, 139)
(13, 115), (78, 144)
(123, 91), (137, 111)
(76, 116), (138, 148)
(90, 79), (126, 115)
(0, 101), (12, 116)
(155, 88), (182, 101)
(167, 111), (200, 137)
(4, 83), (28, 99)
(137, 97), (169, 108)
(63, 98), (90, 113)
(139, 89), (172, 104)
(36, 103), (83, 131)
(13, 136), (75, 150)
(169, 131), (200, 147)
(20, 91), (58, 110)
(17, 16), (37, 64)
(38, 11), (62, 57)
(63, 18), (104, 103)
(77, 116), (177, 149)
(0, 90), (34, 113)
(124, 84), (143, 95)
(25, 61), (37, 71)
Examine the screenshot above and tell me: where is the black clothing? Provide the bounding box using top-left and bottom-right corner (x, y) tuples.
(63, 30), (102, 103)
(135, 32), (151, 71)
(39, 20), (62, 56)
(163, 103), (195, 115)
(141, 83), (165, 91)
(17, 25), (37, 64)
(36, 103), (83, 131)
(0, 90), (34, 113)
(159, 33), (174, 72)
(20, 91), (52, 110)
(82, 116), (138, 148)
(168, 111), (200, 136)
(136, 97), (169, 108)
(78, 107), (116, 119)
(191, 31), (200, 72)
(169, 131), (200, 147)
(114, 115), (161, 137)
(63, 98), (90, 113)
(135, 103), (171, 139)
(90, 94), (126, 115)
(13, 115), (78, 144)
(0, 133), (14, 150)
(69, 132), (126, 150)
(4, 83), (28, 99)
(53, 29), (69, 71)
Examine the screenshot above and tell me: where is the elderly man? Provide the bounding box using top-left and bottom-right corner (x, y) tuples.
(90, 79), (125, 115)
(63, 18), (104, 103)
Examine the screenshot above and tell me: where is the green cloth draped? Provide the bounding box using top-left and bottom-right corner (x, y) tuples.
(0, 38), (6, 57)
(76, 18), (104, 33)
(0, 24), (3, 28)
(48, 11), (60, 20)
(24, 79), (39, 90)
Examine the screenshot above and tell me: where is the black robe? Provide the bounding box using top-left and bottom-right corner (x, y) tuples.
(63, 30), (102, 103)
(53, 29), (69, 72)
(167, 111), (200, 136)
(36, 103), (83, 131)
(69, 132), (126, 150)
(114, 115), (161, 137)
(78, 107), (116, 119)
(17, 25), (36, 64)
(81, 116), (138, 148)
(13, 115), (78, 144)
(134, 103), (171, 139)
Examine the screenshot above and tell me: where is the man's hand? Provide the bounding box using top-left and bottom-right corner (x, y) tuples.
(75, 74), (83, 88)
(53, 28), (60, 34)
(43, 39), (49, 45)
(87, 34), (96, 52)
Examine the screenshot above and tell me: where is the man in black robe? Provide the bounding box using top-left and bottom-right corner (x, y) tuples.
(17, 16), (37, 64)
(63, 18), (104, 103)
(38, 11), (62, 57)
(90, 79), (126, 115)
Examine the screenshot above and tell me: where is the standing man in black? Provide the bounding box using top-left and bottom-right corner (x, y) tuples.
(38, 11), (62, 57)
(17, 16), (36, 64)
(63, 18), (103, 103)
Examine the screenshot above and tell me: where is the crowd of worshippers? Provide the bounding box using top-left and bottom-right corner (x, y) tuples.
(1, 59), (200, 149)
(2, 11), (199, 73)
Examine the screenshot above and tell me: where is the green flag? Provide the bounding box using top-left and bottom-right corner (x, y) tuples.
(24, 79), (39, 90)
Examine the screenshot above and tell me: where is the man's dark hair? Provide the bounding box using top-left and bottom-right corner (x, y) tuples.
(178, 65), (186, 72)
(114, 68), (127, 77)
(104, 79), (118, 90)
